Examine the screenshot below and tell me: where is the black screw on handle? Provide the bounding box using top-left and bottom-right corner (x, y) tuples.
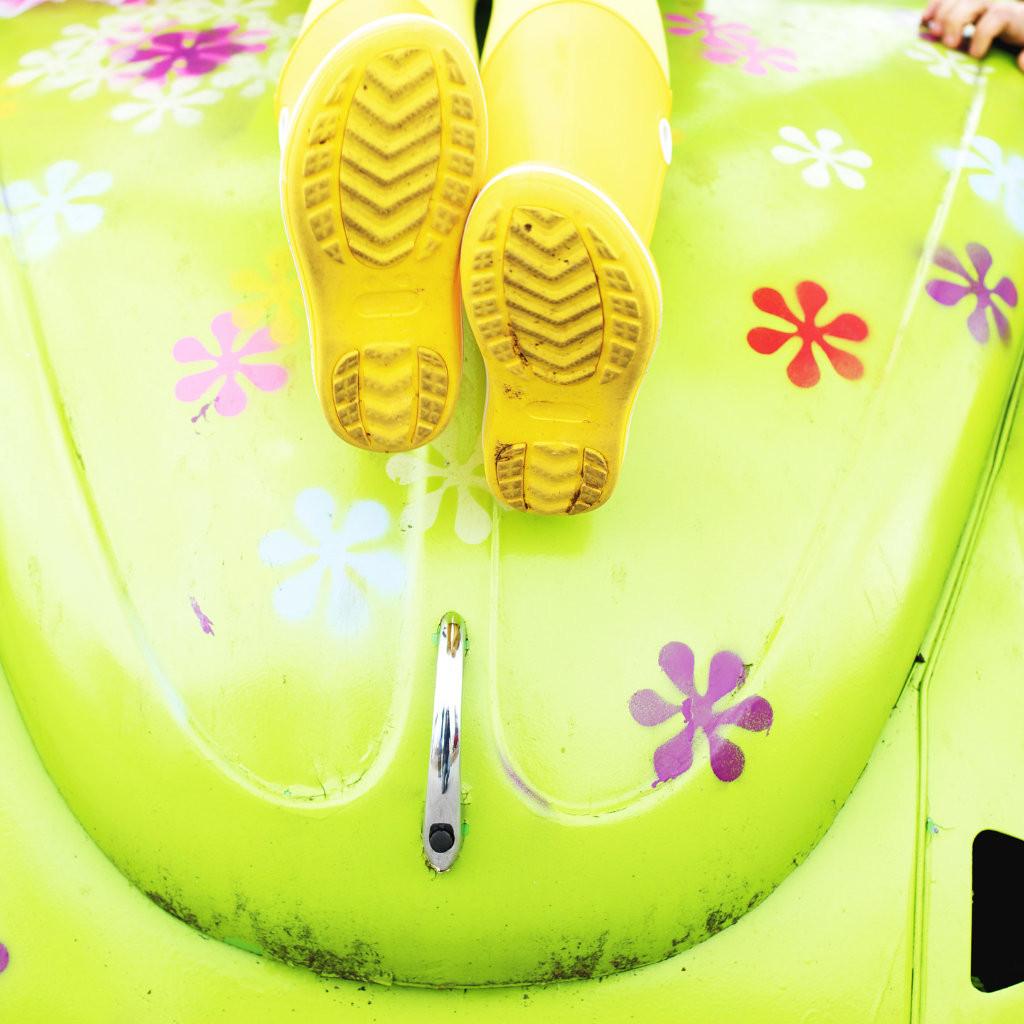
(428, 823), (455, 853)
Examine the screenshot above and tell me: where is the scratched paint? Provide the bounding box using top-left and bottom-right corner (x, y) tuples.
(189, 596), (214, 635)
(499, 753), (549, 807)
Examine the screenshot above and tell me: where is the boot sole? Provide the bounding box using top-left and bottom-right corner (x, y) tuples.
(281, 15), (486, 451)
(461, 165), (661, 514)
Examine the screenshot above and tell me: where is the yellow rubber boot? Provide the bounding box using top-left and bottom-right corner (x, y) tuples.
(462, 0), (671, 513)
(276, 0), (486, 452)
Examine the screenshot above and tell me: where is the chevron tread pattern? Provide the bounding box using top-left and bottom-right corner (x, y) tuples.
(501, 206), (604, 385)
(340, 48), (441, 267)
(331, 346), (449, 450)
(493, 442), (610, 513)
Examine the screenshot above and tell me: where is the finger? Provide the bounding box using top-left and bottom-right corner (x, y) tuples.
(1019, 47), (1024, 73)
(943, 0), (991, 46)
(942, 0), (989, 45)
(921, 0), (948, 36)
(997, 0), (1024, 46)
(923, 0), (964, 39)
(932, 0), (971, 28)
(970, 5), (1012, 55)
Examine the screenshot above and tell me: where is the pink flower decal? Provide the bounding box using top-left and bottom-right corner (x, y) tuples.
(664, 11), (754, 47)
(664, 10), (798, 75)
(173, 312), (286, 417)
(125, 26), (266, 83)
(630, 643), (773, 785)
(926, 243), (1018, 344)
(0, 0), (44, 15)
(704, 35), (798, 75)
(747, 281), (869, 388)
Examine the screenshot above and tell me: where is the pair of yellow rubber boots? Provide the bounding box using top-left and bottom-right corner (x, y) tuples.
(276, 0), (672, 515)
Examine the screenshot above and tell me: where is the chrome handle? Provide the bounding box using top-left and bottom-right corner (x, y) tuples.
(423, 611), (466, 872)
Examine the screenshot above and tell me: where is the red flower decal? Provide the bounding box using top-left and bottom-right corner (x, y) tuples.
(747, 281), (868, 388)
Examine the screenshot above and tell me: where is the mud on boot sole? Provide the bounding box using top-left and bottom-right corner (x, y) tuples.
(462, 165), (661, 514)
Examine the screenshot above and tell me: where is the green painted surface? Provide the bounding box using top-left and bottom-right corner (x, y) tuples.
(0, 0), (1023, 1011)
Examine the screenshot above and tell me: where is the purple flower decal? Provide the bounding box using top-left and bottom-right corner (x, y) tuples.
(125, 26), (265, 83)
(630, 643), (773, 785)
(174, 312), (286, 417)
(926, 243), (1018, 344)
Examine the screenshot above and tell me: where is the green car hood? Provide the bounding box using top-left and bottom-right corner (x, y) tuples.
(1, 0), (1023, 987)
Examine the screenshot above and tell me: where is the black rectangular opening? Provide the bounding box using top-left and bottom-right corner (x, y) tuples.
(972, 829), (1024, 992)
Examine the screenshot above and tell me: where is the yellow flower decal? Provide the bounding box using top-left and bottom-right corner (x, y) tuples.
(231, 248), (304, 344)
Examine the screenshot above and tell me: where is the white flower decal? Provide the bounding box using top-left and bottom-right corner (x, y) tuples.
(111, 78), (223, 133)
(771, 127), (873, 189)
(106, 0), (234, 27)
(0, 160), (113, 259)
(904, 41), (992, 83)
(940, 135), (1024, 234)
(259, 490), (405, 635)
(8, 44), (105, 95)
(386, 429), (492, 545)
(208, 14), (298, 95)
(5, 3), (290, 108)
(183, 0), (276, 24)
(255, 12), (303, 46)
(6, 22), (145, 97)
(210, 48), (287, 98)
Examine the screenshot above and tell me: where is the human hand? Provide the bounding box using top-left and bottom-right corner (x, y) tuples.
(921, 0), (1024, 71)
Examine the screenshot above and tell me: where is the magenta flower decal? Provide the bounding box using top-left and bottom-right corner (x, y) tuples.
(748, 281), (869, 388)
(664, 11), (798, 75)
(125, 26), (266, 83)
(173, 312), (286, 417)
(630, 643), (773, 785)
(926, 243), (1018, 344)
